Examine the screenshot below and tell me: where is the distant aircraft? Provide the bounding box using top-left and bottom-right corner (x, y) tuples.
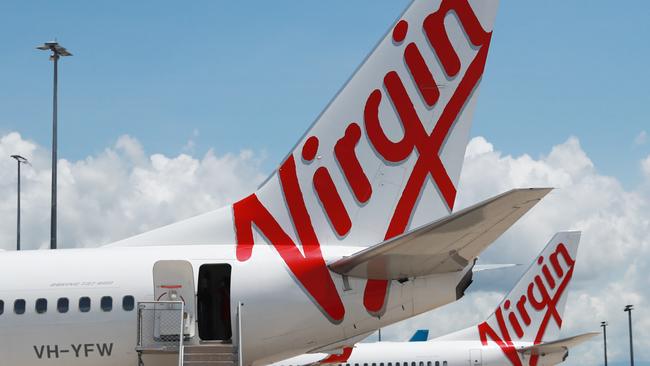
(0, 1), (555, 366)
(409, 330), (430, 343)
(273, 232), (598, 366)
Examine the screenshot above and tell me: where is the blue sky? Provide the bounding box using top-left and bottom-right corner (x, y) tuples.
(1, 1), (649, 186)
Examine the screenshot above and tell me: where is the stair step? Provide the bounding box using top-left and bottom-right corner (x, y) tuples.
(183, 361), (236, 366)
(181, 342), (238, 366)
(184, 344), (237, 353)
(184, 353), (237, 361)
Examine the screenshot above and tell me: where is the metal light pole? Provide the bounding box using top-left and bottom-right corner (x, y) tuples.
(10, 155), (29, 250)
(37, 41), (72, 250)
(624, 305), (634, 366)
(600, 321), (608, 366)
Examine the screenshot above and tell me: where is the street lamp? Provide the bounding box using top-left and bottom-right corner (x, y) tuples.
(10, 155), (29, 251)
(600, 321), (608, 366)
(36, 41), (72, 250)
(624, 305), (634, 366)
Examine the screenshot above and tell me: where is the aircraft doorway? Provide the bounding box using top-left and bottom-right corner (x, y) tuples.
(197, 264), (232, 341)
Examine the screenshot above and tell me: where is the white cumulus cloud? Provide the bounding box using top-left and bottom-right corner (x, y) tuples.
(0, 132), (266, 249)
(380, 136), (650, 366)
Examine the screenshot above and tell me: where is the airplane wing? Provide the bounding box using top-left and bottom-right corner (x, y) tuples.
(329, 188), (551, 280)
(517, 332), (600, 355)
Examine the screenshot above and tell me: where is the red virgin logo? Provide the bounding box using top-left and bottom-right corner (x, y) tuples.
(233, 0), (494, 322)
(477, 243), (576, 366)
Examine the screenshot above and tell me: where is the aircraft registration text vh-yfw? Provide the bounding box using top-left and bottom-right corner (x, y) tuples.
(0, 1), (555, 365)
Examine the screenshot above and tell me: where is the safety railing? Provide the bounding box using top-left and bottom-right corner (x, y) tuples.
(237, 301), (244, 366)
(136, 301), (185, 366)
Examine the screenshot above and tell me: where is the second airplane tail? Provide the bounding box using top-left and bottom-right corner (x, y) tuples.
(438, 231), (582, 365)
(480, 231), (581, 344)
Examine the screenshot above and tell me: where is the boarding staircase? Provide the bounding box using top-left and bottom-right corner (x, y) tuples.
(183, 343), (238, 366)
(136, 301), (244, 366)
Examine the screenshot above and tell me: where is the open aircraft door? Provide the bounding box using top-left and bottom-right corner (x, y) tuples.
(153, 260), (196, 338)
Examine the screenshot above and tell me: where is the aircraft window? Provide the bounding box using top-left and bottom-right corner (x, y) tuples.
(435, 362), (439, 366)
(428, 362), (432, 366)
(372, 363), (376, 366)
(388, 363), (393, 366)
(396, 363), (400, 366)
(14, 299), (26, 314)
(79, 297), (91, 312)
(0, 300), (3, 315)
(412, 362), (416, 366)
(380, 363), (385, 366)
(57, 298), (69, 313)
(101, 296), (113, 312)
(122, 295), (135, 311)
(35, 298), (47, 314)
(419, 362), (424, 366)
(442, 362), (447, 366)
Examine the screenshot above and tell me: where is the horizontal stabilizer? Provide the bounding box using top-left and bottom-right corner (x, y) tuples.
(472, 263), (519, 272)
(329, 188), (552, 280)
(518, 332), (600, 355)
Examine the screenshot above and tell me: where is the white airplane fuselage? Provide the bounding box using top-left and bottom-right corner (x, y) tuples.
(273, 340), (567, 366)
(0, 245), (471, 366)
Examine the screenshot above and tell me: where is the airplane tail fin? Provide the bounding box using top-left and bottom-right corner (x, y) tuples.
(110, 0), (501, 323)
(242, 0), (501, 248)
(112, 0), (501, 250)
(408, 329), (429, 342)
(480, 231), (581, 343)
(438, 231), (581, 351)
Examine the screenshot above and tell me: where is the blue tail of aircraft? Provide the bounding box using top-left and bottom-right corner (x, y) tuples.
(408, 330), (429, 342)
